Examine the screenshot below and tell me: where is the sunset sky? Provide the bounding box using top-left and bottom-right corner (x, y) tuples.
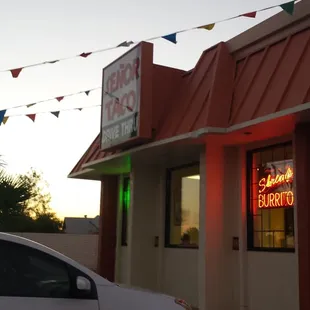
(0, 0), (283, 218)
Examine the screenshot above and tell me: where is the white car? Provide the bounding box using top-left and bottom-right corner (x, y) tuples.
(0, 232), (191, 310)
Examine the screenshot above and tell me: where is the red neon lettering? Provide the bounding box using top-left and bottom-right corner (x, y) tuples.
(259, 166), (293, 193)
(258, 191), (294, 208)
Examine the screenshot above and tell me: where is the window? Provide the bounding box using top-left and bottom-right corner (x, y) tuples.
(247, 143), (295, 251)
(121, 176), (131, 246)
(165, 164), (200, 248)
(0, 240), (96, 299)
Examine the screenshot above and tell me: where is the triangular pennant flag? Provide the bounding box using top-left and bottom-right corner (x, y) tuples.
(51, 111), (60, 118)
(79, 52), (92, 58)
(117, 40), (134, 47)
(198, 23), (215, 30)
(0, 110), (6, 124)
(242, 11), (257, 18)
(85, 90), (90, 96)
(10, 68), (23, 78)
(280, 1), (295, 15)
(77, 108), (83, 111)
(26, 114), (36, 122)
(2, 117), (9, 125)
(56, 96), (64, 102)
(162, 33), (177, 44)
(46, 60), (59, 64)
(27, 103), (36, 108)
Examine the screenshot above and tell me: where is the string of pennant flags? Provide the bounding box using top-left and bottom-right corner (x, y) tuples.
(0, 87), (136, 125)
(0, 103), (101, 126)
(1, 0), (296, 79)
(0, 0), (297, 126)
(6, 87), (102, 111)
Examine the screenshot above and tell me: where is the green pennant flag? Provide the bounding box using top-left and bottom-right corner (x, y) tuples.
(280, 1), (295, 15)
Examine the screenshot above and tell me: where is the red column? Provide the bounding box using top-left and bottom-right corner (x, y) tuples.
(97, 175), (118, 282)
(294, 122), (310, 310)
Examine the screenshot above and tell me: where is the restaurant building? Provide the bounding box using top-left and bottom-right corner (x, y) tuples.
(68, 2), (310, 309)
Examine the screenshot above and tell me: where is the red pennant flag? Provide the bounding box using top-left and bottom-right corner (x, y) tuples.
(26, 114), (36, 122)
(242, 11), (257, 18)
(79, 52), (92, 58)
(56, 96), (64, 102)
(10, 68), (23, 78)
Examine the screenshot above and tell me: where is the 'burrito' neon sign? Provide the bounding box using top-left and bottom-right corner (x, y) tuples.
(258, 166), (294, 208)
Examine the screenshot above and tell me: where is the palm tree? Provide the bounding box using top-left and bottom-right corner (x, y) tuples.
(0, 155), (5, 168)
(0, 170), (33, 231)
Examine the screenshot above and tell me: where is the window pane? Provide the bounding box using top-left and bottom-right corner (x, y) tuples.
(168, 165), (199, 247)
(0, 241), (70, 298)
(248, 143), (295, 250)
(253, 231), (262, 247)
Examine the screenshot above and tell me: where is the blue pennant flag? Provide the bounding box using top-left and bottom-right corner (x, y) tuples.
(162, 33), (177, 44)
(0, 110), (6, 125)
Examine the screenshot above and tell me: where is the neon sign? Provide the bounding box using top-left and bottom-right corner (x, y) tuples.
(258, 166), (294, 208)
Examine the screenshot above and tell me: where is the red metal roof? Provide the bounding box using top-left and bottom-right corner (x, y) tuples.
(156, 43), (234, 139)
(230, 28), (310, 126)
(69, 17), (310, 177)
(69, 43), (234, 176)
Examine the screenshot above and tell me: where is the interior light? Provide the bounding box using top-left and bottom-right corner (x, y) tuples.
(187, 175), (200, 180)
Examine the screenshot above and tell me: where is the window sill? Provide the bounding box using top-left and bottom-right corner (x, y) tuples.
(248, 247), (295, 253)
(165, 244), (199, 249)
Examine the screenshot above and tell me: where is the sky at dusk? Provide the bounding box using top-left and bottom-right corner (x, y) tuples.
(0, 0), (283, 218)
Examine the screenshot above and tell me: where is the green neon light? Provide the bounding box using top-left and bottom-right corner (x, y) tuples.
(123, 177), (130, 210)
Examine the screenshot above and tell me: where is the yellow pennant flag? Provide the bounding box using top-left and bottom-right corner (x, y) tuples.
(198, 23), (215, 31)
(2, 116), (9, 125)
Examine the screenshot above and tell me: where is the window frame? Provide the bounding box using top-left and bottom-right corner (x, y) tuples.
(165, 162), (200, 249)
(246, 142), (295, 253)
(0, 240), (98, 299)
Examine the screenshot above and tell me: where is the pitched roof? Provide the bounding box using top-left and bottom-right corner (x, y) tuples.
(69, 0), (310, 178)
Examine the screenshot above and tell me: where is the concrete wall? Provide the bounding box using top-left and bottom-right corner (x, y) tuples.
(114, 137), (298, 310)
(11, 232), (98, 271)
(127, 163), (161, 291)
(162, 248), (198, 304)
(114, 148), (201, 307)
(200, 140), (298, 310)
(247, 252), (298, 310)
(242, 137), (299, 310)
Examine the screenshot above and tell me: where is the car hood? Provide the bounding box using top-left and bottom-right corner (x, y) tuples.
(97, 283), (184, 310)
